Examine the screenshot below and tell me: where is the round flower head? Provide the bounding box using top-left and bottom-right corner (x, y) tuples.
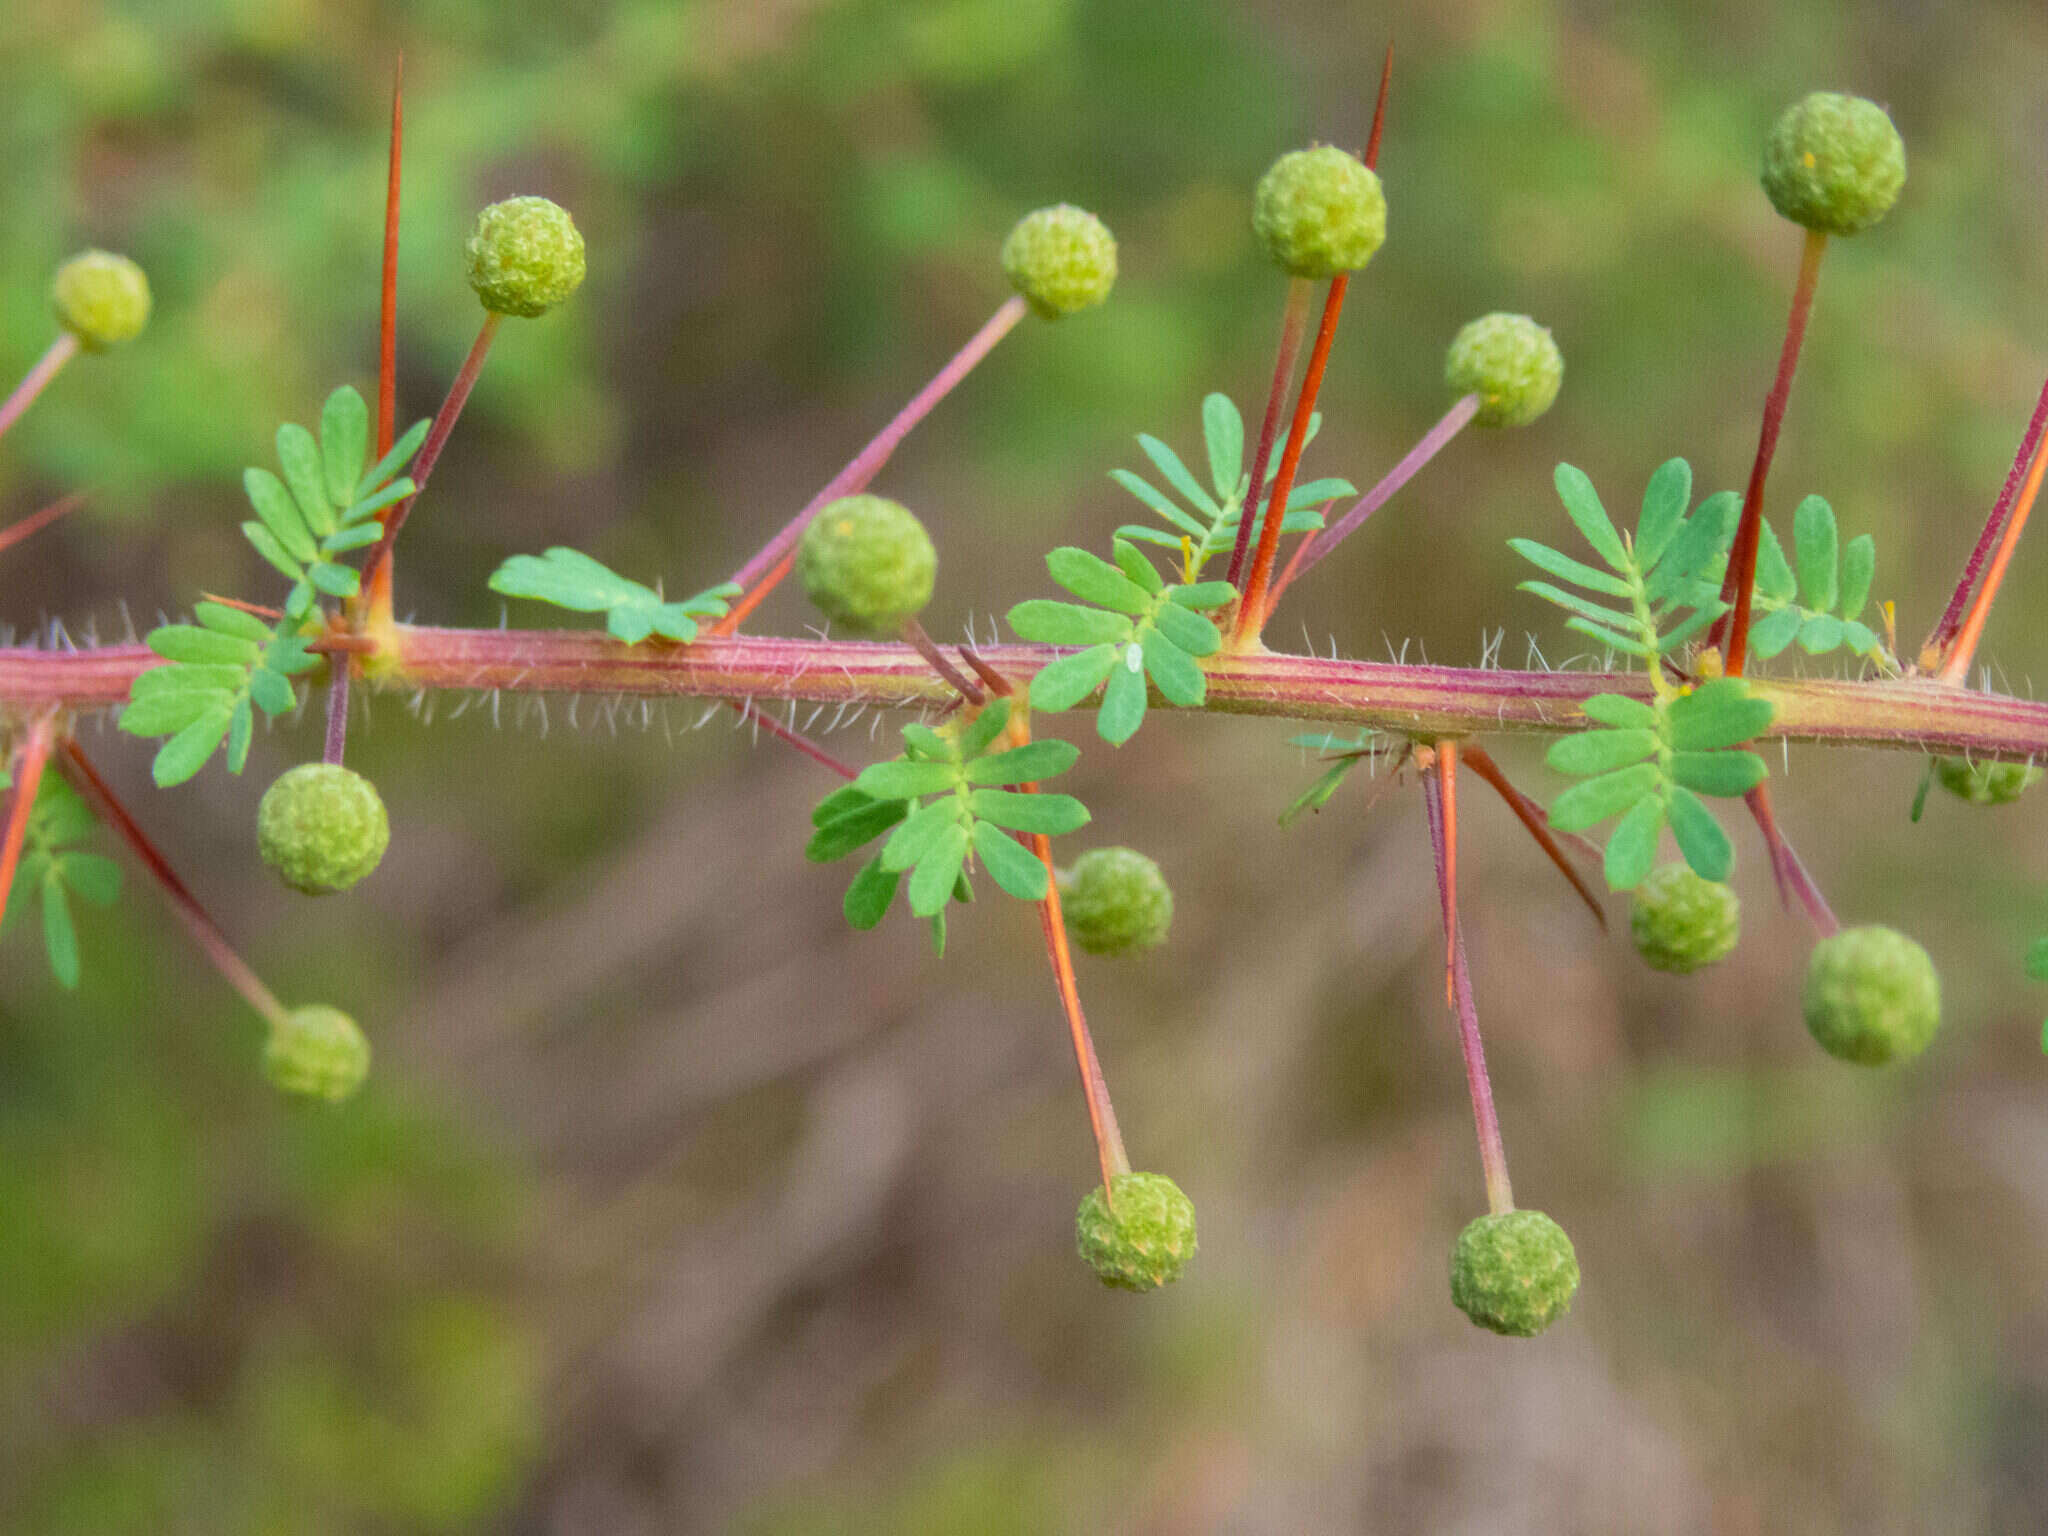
(51, 250), (151, 350)
(1760, 92), (1905, 236)
(1059, 846), (1173, 957)
(796, 494), (937, 633)
(466, 196), (586, 317)
(1802, 924), (1940, 1066)
(1935, 755), (2042, 808)
(1000, 205), (1117, 319)
(1251, 145), (1386, 280)
(257, 763), (390, 896)
(264, 1005), (370, 1103)
(1445, 313), (1563, 428)
(1450, 1208), (1579, 1337)
(1075, 1171), (1197, 1292)
(1629, 864), (1740, 975)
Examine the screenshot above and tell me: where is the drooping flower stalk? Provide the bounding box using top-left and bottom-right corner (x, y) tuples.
(1462, 744), (1605, 927)
(1223, 277), (1315, 594)
(1422, 744), (1514, 1216)
(57, 738), (287, 1025)
(1743, 783), (1839, 936)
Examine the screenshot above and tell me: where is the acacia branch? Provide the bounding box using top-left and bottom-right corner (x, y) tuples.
(6, 629), (2048, 758)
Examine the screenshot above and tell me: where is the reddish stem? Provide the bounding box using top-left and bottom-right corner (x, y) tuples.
(1423, 755), (1513, 1215)
(900, 617), (983, 705)
(0, 715), (56, 928)
(56, 738), (287, 1024)
(1235, 274), (1350, 647)
(361, 311), (504, 606)
(1027, 805), (1130, 1195)
(0, 489), (88, 558)
(1270, 393), (1481, 609)
(715, 295), (1029, 625)
(1462, 744), (1606, 929)
(1923, 369), (2048, 662)
(200, 593), (284, 621)
(377, 55), (405, 460)
(1715, 227), (1828, 675)
(1939, 422), (2048, 685)
(1224, 278), (1314, 591)
(1743, 782), (1839, 936)
(714, 546), (796, 635)
(323, 657), (351, 765)
(0, 333), (80, 442)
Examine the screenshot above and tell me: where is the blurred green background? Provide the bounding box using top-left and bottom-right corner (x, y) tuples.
(6, 0), (2048, 1530)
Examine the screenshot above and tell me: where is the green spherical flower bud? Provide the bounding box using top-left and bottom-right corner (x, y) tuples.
(795, 494), (936, 633)
(1802, 925), (1940, 1066)
(1059, 846), (1173, 957)
(264, 1004), (370, 1103)
(1760, 92), (1905, 236)
(51, 250), (151, 350)
(465, 196), (586, 317)
(1251, 145), (1386, 280)
(1629, 863), (1740, 975)
(1934, 755), (2042, 807)
(1445, 312), (1563, 428)
(1000, 204), (1117, 319)
(1450, 1208), (1579, 1338)
(1075, 1171), (1197, 1292)
(257, 763), (390, 896)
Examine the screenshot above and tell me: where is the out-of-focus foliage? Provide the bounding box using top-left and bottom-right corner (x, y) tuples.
(8, 0), (2048, 1531)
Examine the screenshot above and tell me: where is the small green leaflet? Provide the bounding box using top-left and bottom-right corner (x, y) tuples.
(1741, 495), (1891, 666)
(488, 547), (741, 645)
(120, 600), (319, 787)
(805, 697), (1090, 946)
(1008, 539), (1234, 745)
(1545, 680), (1775, 889)
(1511, 458), (1732, 662)
(240, 385), (428, 622)
(1111, 392), (1353, 579)
(1, 772), (121, 988)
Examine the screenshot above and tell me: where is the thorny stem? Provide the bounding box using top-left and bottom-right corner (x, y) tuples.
(1225, 278), (1314, 590)
(0, 333), (80, 442)
(1268, 392), (1482, 610)
(1422, 752), (1513, 1216)
(1462, 743), (1605, 928)
(1937, 421), (2048, 685)
(1923, 369), (2048, 663)
(0, 490), (88, 558)
(0, 714), (56, 928)
(1234, 272), (1349, 649)
(14, 632), (2048, 759)
(1744, 782), (1839, 936)
(1715, 227), (1828, 675)
(57, 738), (288, 1025)
(360, 310), (504, 616)
(714, 295), (1030, 628)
